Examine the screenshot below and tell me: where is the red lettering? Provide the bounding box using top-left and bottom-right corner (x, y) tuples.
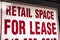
(21, 7), (25, 17)
(51, 11), (54, 20)
(43, 10), (47, 19)
(26, 8), (32, 17)
(5, 38), (8, 40)
(47, 22), (51, 35)
(35, 9), (39, 18)
(42, 38), (45, 40)
(39, 10), (43, 18)
(46, 38), (50, 40)
(52, 23), (57, 34)
(47, 11), (50, 19)
(30, 21), (35, 34)
(12, 20), (18, 35)
(17, 7), (21, 16)
(6, 5), (32, 18)
(6, 5), (11, 15)
(24, 38), (27, 40)
(12, 6), (16, 16)
(15, 38), (19, 40)
(34, 38), (37, 40)
(35, 22), (40, 34)
(29, 8), (32, 18)
(5, 19), (10, 34)
(41, 22), (46, 34)
(29, 38), (32, 40)
(19, 20), (26, 34)
(54, 38), (57, 40)
(35, 9), (54, 20)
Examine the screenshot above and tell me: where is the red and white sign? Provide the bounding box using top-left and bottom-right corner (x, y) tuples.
(1, 2), (59, 40)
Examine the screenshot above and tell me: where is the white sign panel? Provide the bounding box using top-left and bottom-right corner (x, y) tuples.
(1, 2), (59, 40)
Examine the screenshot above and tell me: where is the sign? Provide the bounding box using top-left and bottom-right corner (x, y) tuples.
(1, 2), (59, 40)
